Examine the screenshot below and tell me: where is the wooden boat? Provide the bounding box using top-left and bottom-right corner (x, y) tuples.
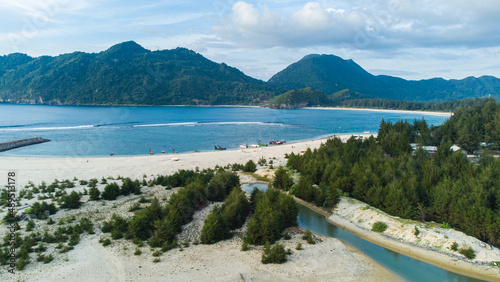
(269, 140), (286, 145)
(214, 145), (226, 150)
(248, 144), (259, 148)
(239, 145), (248, 149)
(258, 142), (268, 147)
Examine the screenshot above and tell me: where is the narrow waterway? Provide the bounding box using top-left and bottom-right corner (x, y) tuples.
(241, 183), (482, 282)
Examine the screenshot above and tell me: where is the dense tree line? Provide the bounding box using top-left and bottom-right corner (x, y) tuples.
(432, 100), (500, 152)
(245, 188), (298, 245)
(340, 97), (493, 112)
(285, 102), (500, 247)
(200, 187), (250, 244)
(101, 169), (244, 251)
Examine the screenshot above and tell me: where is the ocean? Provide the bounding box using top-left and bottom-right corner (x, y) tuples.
(0, 104), (449, 157)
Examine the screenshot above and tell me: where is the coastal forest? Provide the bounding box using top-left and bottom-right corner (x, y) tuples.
(276, 100), (500, 248)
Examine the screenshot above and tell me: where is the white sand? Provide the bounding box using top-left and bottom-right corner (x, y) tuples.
(1, 134), (368, 188)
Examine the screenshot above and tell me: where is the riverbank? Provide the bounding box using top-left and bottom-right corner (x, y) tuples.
(292, 197), (500, 281)
(304, 106), (453, 116)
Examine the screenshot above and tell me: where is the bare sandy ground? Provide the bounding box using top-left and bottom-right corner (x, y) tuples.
(0, 177), (399, 282)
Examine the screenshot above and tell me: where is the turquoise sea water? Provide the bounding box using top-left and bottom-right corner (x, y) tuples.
(0, 104), (449, 156)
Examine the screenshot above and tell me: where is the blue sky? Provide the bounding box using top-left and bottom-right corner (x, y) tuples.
(1, 0), (500, 81)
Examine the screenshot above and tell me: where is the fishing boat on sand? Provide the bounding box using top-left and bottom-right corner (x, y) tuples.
(248, 144), (259, 148)
(269, 140), (286, 145)
(258, 142), (268, 147)
(214, 145), (226, 150)
(239, 145), (248, 149)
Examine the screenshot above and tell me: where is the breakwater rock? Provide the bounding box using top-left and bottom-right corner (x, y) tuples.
(0, 137), (50, 152)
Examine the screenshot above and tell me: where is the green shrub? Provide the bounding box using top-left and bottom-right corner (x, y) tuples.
(243, 160), (257, 172)
(200, 206), (231, 244)
(44, 254), (53, 264)
(16, 258), (28, 270)
(450, 241), (459, 251)
(262, 242), (288, 264)
(459, 246), (476, 259)
(134, 248), (142, 255)
(302, 228), (315, 244)
(129, 202), (141, 212)
(138, 196), (150, 203)
(102, 183), (120, 200)
(26, 220), (35, 231)
(241, 241), (249, 251)
(89, 187), (100, 201)
(296, 242), (303, 250)
(414, 226), (420, 236)
(441, 222), (451, 229)
(37, 253), (45, 262)
(60, 191), (82, 209)
(372, 221), (388, 233)
(102, 238), (111, 246)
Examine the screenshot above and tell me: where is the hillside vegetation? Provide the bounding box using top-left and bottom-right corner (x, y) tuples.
(268, 54), (500, 102)
(277, 101), (500, 248)
(0, 41), (277, 105)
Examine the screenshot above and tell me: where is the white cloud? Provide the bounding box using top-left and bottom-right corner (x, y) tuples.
(293, 2), (329, 30)
(233, 2), (260, 27)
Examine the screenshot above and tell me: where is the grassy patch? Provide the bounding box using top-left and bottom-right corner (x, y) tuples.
(371, 221), (388, 233)
(459, 246), (476, 260)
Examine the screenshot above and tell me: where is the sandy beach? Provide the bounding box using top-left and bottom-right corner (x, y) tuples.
(0, 134), (367, 189)
(1, 133), (499, 281)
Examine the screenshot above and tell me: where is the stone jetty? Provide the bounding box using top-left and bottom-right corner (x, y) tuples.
(0, 137), (50, 152)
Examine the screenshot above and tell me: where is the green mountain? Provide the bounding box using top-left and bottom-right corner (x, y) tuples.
(268, 54), (500, 102)
(0, 41), (277, 105)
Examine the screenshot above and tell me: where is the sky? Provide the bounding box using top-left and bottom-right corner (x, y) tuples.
(1, 0), (500, 81)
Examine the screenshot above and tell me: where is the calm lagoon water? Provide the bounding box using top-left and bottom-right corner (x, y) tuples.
(0, 104), (449, 156)
(241, 184), (482, 282)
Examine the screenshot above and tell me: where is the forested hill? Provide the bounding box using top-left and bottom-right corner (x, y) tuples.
(277, 100), (500, 248)
(267, 54), (500, 102)
(0, 41), (277, 105)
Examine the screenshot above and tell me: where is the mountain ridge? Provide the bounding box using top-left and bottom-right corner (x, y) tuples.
(0, 41), (277, 105)
(1, 42), (499, 105)
(268, 54), (500, 102)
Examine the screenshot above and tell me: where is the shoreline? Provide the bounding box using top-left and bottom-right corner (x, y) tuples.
(2, 133), (498, 281)
(304, 106), (453, 116)
(2, 102), (452, 116)
(292, 197), (500, 281)
(1, 135), (355, 188)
